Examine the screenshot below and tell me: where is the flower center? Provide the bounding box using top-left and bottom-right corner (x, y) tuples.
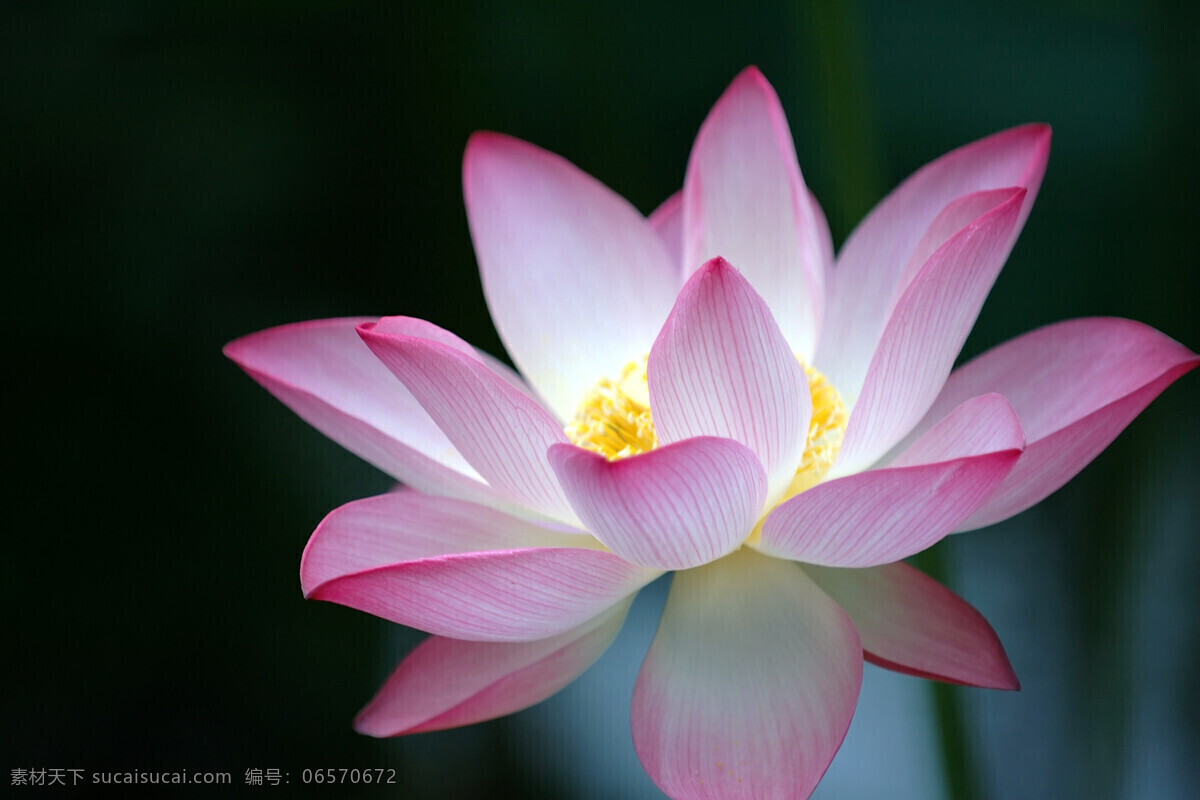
(565, 357), (656, 460)
(564, 357), (847, 489)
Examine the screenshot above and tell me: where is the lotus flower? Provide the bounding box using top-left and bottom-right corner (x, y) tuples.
(225, 67), (1197, 799)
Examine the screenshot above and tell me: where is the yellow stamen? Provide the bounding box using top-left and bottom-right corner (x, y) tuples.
(565, 357), (656, 460)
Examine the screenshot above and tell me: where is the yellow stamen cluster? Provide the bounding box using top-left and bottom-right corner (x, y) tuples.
(565, 358), (656, 460)
(785, 362), (849, 498)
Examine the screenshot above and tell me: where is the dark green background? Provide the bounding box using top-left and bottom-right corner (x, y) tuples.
(7, 0), (1198, 797)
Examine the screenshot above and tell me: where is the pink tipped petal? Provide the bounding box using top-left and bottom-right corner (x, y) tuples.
(903, 318), (1199, 530)
(649, 191), (684, 270)
(683, 66), (828, 359)
(759, 393), (1023, 567)
(358, 317), (577, 523)
(649, 257), (809, 503)
(548, 438), (767, 570)
(223, 318), (508, 506)
(302, 492), (656, 641)
(632, 548), (862, 800)
(299, 489), (593, 596)
(355, 598), (632, 736)
(464, 132), (679, 422)
(821, 124), (1050, 393)
(803, 562), (1019, 689)
(836, 188), (1026, 472)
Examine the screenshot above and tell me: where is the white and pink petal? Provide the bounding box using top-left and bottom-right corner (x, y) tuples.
(835, 188), (1027, 472)
(548, 437), (766, 570)
(900, 317), (1199, 530)
(758, 393), (1023, 567)
(682, 66), (829, 360)
(463, 132), (679, 422)
(632, 547), (862, 800)
(820, 124), (1051, 391)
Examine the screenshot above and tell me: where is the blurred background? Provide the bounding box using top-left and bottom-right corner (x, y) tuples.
(6, 0), (1198, 797)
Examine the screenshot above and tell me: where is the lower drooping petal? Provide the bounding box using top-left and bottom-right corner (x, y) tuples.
(758, 393), (1023, 567)
(548, 437), (767, 570)
(631, 548), (862, 800)
(301, 491), (658, 642)
(899, 317), (1200, 531)
(355, 598), (633, 736)
(803, 562), (1018, 689)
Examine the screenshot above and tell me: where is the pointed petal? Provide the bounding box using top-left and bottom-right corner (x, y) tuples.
(548, 438), (767, 570)
(302, 491), (657, 642)
(632, 548), (862, 800)
(836, 188), (1026, 472)
(821, 124), (1050, 394)
(355, 598), (632, 736)
(648, 191), (684, 271)
(804, 562), (1018, 689)
(223, 318), (512, 505)
(649, 257), (809, 503)
(464, 132), (679, 421)
(358, 317), (577, 523)
(903, 318), (1199, 530)
(683, 66), (828, 359)
(759, 394), (1023, 567)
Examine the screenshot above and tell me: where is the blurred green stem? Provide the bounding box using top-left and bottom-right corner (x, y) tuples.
(800, 3), (979, 798)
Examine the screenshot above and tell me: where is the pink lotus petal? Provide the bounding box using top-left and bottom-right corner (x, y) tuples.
(302, 491), (657, 642)
(836, 188), (1026, 472)
(358, 317), (577, 523)
(758, 394), (1023, 567)
(548, 438), (767, 570)
(632, 548), (861, 800)
(901, 318), (1200, 530)
(355, 598), (632, 736)
(223, 318), (511, 507)
(648, 191), (684, 270)
(819, 124), (1050, 394)
(683, 66), (829, 359)
(299, 489), (592, 593)
(649, 257), (809, 503)
(804, 562), (1018, 689)
(463, 132), (680, 422)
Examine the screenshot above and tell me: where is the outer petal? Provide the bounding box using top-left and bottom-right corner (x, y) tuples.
(548, 438), (767, 570)
(820, 123), (1050, 392)
(358, 316), (577, 523)
(649, 257), (809, 504)
(758, 394), (1023, 567)
(464, 132), (679, 422)
(835, 188), (1026, 472)
(301, 491), (658, 642)
(804, 562), (1019, 689)
(649, 191), (684, 270)
(224, 318), (507, 506)
(355, 598), (632, 736)
(632, 547), (862, 800)
(682, 66), (829, 359)
(901, 318), (1200, 530)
